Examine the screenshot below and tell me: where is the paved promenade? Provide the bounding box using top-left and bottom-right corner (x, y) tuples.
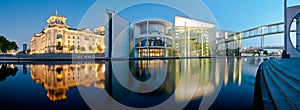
(256, 58), (300, 110)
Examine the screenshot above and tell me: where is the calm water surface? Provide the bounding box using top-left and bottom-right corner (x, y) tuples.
(0, 58), (265, 110)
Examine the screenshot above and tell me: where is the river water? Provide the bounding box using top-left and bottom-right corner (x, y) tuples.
(0, 57), (266, 110)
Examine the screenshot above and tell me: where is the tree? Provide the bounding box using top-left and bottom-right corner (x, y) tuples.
(263, 50), (268, 55)
(0, 36), (18, 53)
(9, 41), (18, 51)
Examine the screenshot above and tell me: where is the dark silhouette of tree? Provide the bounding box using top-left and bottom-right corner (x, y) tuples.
(0, 36), (18, 53)
(0, 65), (19, 82)
(263, 50), (268, 55)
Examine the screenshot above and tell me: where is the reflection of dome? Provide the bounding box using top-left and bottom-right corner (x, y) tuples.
(57, 73), (63, 79)
(47, 89), (67, 101)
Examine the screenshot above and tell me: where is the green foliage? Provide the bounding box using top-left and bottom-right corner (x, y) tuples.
(0, 36), (18, 53)
(263, 50), (268, 55)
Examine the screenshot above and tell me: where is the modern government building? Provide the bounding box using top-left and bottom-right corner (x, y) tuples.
(30, 10), (232, 58)
(133, 19), (173, 57)
(30, 12), (105, 54)
(105, 10), (230, 58)
(132, 17), (216, 57)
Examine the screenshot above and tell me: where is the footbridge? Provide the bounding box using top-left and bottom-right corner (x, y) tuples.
(216, 21), (296, 56)
(240, 45), (284, 53)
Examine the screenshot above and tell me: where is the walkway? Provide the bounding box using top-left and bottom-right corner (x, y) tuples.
(256, 58), (300, 109)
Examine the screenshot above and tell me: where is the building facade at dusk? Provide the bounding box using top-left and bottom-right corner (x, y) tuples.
(131, 16), (217, 57)
(133, 19), (173, 57)
(30, 13), (105, 54)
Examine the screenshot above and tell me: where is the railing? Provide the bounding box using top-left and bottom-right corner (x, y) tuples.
(240, 45), (284, 52)
(217, 21), (297, 44)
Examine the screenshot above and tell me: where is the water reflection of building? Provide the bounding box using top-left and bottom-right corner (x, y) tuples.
(125, 58), (244, 102)
(174, 59), (216, 101)
(30, 64), (106, 101)
(224, 58), (243, 86)
(130, 60), (168, 82)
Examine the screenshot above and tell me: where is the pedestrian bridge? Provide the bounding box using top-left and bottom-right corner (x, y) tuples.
(240, 45), (284, 53)
(227, 22), (295, 42)
(216, 21), (296, 55)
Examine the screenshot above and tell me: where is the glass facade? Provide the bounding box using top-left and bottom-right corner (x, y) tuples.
(174, 27), (211, 57)
(137, 48), (164, 57)
(132, 17), (216, 58)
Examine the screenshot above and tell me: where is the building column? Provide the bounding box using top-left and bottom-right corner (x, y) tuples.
(296, 18), (300, 51)
(184, 22), (187, 57)
(187, 26), (190, 57)
(164, 37), (167, 57)
(147, 20), (149, 57)
(261, 27), (264, 49)
(201, 29), (204, 56)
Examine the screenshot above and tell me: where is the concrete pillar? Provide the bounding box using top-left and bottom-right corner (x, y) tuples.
(164, 37), (167, 57)
(187, 26), (190, 57)
(201, 29), (204, 56)
(147, 20), (149, 57)
(261, 27), (264, 49)
(184, 22), (187, 57)
(296, 18), (300, 51)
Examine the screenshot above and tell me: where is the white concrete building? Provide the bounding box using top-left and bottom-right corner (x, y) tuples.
(133, 19), (173, 57)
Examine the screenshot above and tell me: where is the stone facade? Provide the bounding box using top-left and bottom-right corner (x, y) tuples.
(30, 14), (105, 54)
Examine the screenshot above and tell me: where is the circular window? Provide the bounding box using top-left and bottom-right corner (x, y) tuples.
(289, 13), (300, 51)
